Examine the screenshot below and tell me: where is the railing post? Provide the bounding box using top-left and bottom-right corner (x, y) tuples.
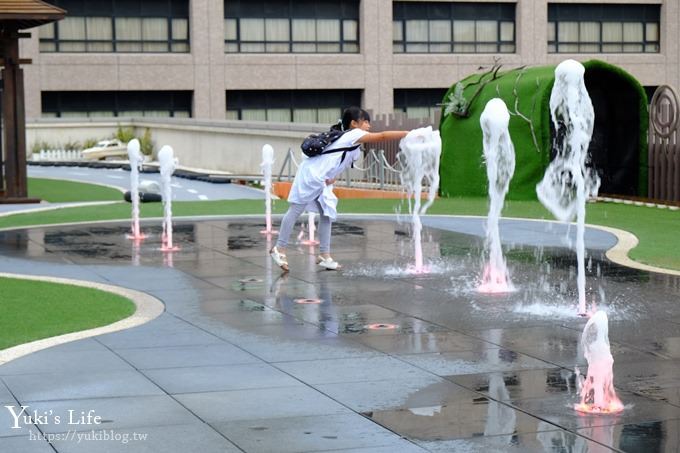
(379, 149), (385, 190)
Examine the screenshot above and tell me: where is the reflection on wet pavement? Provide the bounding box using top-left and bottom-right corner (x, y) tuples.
(2, 218), (680, 452)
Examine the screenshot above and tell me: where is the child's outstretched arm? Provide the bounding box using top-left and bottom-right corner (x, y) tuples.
(357, 131), (409, 144)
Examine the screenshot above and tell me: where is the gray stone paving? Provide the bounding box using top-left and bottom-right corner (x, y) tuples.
(0, 216), (679, 451)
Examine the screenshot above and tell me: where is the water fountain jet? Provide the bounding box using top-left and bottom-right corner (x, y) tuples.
(477, 98), (515, 294)
(536, 59), (600, 315)
(260, 144), (278, 235)
(158, 145), (180, 252)
(126, 139), (147, 240)
(397, 126), (441, 273)
(574, 310), (624, 414)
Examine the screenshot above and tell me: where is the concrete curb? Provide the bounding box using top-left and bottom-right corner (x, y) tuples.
(0, 272), (165, 365)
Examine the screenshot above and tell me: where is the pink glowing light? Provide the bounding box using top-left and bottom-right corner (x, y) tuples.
(294, 298), (322, 304)
(478, 264), (513, 293)
(161, 244), (180, 252)
(260, 229), (279, 235)
(575, 311), (624, 415)
(365, 323), (398, 330)
(574, 400), (624, 415)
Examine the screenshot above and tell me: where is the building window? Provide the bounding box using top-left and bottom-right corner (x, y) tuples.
(226, 90), (361, 123)
(224, 0), (359, 53)
(394, 89), (446, 119)
(39, 0), (189, 53)
(393, 2), (515, 54)
(41, 91), (192, 118)
(548, 4), (660, 53)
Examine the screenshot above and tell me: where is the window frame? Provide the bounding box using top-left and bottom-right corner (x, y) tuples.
(41, 91), (193, 118)
(547, 4), (660, 54)
(224, 0), (360, 54)
(39, 0), (190, 53)
(392, 2), (516, 54)
(225, 89), (362, 123)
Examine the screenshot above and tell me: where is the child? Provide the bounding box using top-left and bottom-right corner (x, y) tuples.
(270, 106), (410, 272)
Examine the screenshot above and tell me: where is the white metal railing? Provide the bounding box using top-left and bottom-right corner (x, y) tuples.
(277, 147), (429, 192)
(31, 149), (84, 161)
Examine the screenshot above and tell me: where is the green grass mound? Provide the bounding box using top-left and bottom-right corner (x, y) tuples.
(28, 178), (123, 202)
(0, 277), (136, 350)
(439, 59), (648, 199)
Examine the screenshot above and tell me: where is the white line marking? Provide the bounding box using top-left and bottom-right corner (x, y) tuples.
(187, 189), (198, 194)
(198, 195), (209, 200)
(106, 175), (124, 180)
(171, 184), (183, 188)
(69, 172), (88, 176)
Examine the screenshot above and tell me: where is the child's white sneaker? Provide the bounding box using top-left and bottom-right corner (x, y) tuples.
(270, 246), (289, 272)
(317, 256), (341, 270)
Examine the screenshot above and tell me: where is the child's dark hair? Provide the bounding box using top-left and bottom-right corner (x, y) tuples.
(331, 106), (371, 131)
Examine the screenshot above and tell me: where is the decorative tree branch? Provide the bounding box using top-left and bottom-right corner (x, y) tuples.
(496, 68), (541, 153)
(441, 57), (505, 118)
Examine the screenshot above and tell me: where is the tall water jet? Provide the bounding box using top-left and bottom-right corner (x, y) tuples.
(158, 145), (179, 252)
(126, 139), (146, 240)
(478, 98), (515, 293)
(397, 126), (441, 273)
(574, 310), (623, 414)
(536, 59), (600, 315)
(260, 144), (278, 235)
(300, 211), (319, 245)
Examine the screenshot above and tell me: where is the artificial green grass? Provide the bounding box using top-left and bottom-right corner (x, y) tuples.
(28, 177), (123, 202)
(0, 277), (136, 350)
(1, 197), (679, 270)
(439, 60), (648, 198)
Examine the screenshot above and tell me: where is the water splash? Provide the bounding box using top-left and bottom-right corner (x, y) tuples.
(574, 310), (624, 414)
(478, 98), (515, 294)
(397, 126), (441, 272)
(126, 139), (147, 240)
(158, 145), (180, 252)
(536, 59), (600, 316)
(260, 144), (278, 235)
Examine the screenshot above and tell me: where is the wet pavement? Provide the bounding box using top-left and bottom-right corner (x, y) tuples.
(0, 216), (679, 452)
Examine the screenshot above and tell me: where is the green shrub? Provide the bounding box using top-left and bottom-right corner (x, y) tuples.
(82, 138), (99, 149)
(114, 126), (136, 143)
(31, 140), (57, 153)
(63, 140), (82, 151)
(140, 128), (154, 156)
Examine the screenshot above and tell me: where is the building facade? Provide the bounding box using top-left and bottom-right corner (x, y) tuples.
(20, 0), (679, 122)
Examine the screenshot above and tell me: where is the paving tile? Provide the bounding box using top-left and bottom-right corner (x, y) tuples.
(24, 395), (198, 434)
(51, 423), (241, 453)
(275, 356), (435, 385)
(511, 392), (680, 431)
(352, 331), (495, 355)
(415, 429), (617, 453)
(142, 363), (302, 394)
(175, 386), (350, 423)
(213, 413), (407, 453)
(114, 343), (260, 370)
(313, 376), (465, 413)
(3, 370), (164, 402)
(0, 435), (54, 452)
(395, 349), (553, 377)
(0, 349), (133, 376)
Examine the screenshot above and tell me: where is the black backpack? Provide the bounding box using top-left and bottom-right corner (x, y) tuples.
(301, 128), (359, 158)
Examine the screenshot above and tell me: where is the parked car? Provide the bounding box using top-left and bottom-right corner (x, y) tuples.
(81, 139), (127, 160)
